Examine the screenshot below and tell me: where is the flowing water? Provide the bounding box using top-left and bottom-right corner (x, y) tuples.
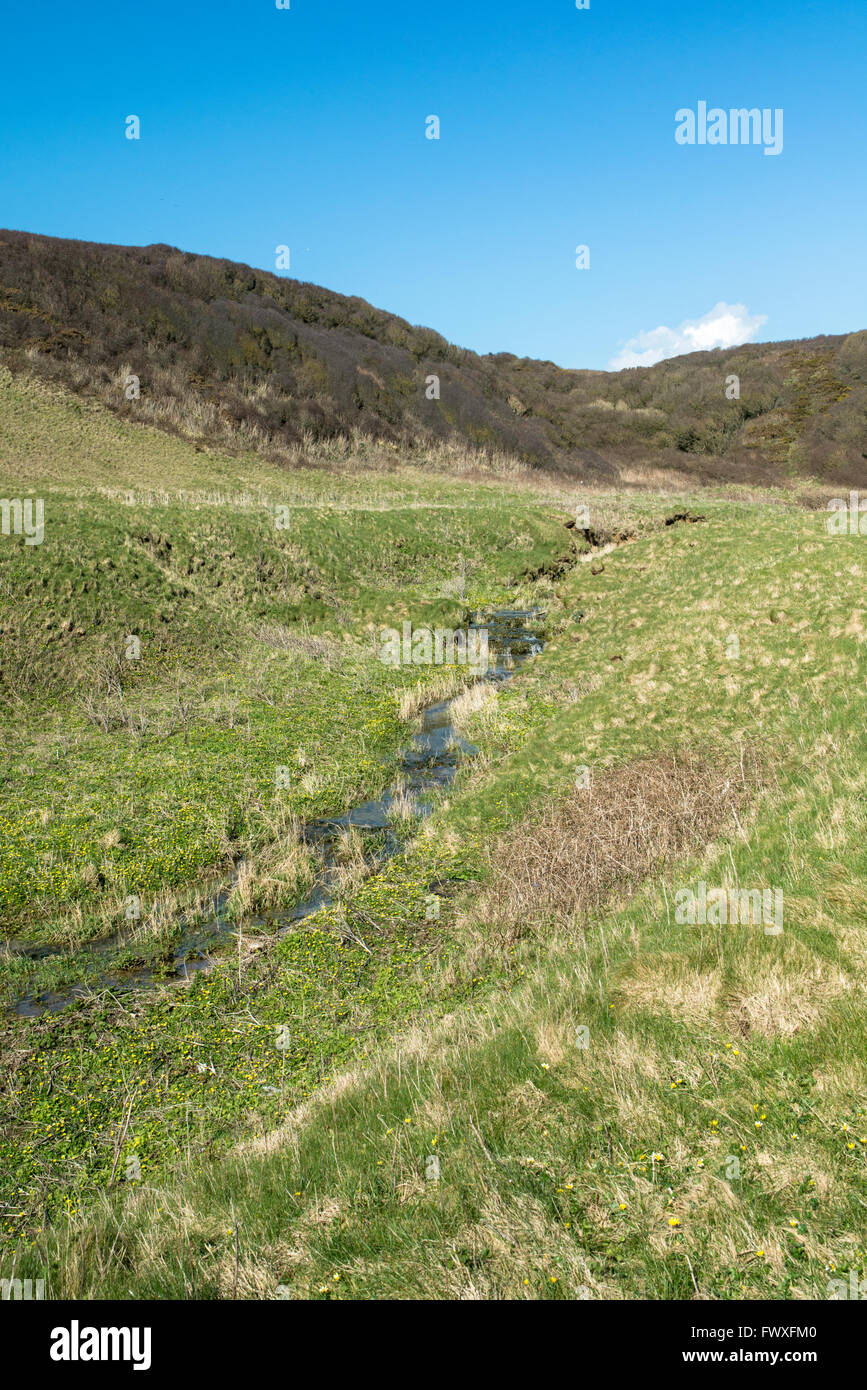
(8, 609), (545, 1016)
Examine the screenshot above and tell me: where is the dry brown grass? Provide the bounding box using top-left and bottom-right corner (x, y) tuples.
(229, 820), (314, 915)
(449, 681), (500, 736)
(385, 782), (416, 823)
(253, 624), (345, 666)
(328, 827), (369, 896)
(616, 954), (724, 1028)
(479, 751), (758, 942)
(396, 669), (469, 721)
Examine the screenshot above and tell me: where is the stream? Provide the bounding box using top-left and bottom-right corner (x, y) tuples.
(8, 608), (546, 1017)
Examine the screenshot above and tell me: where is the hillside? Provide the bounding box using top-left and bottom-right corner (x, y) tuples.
(1, 229), (865, 488)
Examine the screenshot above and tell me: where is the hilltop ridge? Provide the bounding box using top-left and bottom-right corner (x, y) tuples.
(1, 228), (865, 488)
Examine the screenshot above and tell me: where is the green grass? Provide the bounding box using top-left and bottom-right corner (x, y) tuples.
(0, 367), (570, 962)
(0, 366), (577, 1227)
(2, 367), (865, 1299)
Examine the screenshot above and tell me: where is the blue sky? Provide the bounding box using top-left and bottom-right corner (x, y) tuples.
(1, 0), (864, 368)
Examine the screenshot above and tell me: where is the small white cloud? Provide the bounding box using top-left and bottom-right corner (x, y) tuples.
(609, 301), (767, 369)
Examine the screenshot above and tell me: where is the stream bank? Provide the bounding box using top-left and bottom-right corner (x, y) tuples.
(10, 608), (547, 1017)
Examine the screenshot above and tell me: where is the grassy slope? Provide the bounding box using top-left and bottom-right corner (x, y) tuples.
(3, 369), (866, 1299)
(0, 367), (574, 1227)
(0, 366), (565, 969)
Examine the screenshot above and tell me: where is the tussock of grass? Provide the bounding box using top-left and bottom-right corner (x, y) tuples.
(449, 681), (499, 736)
(396, 669), (470, 722)
(229, 823), (315, 917)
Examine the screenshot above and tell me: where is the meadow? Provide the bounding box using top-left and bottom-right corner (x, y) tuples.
(1, 364), (865, 1300)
